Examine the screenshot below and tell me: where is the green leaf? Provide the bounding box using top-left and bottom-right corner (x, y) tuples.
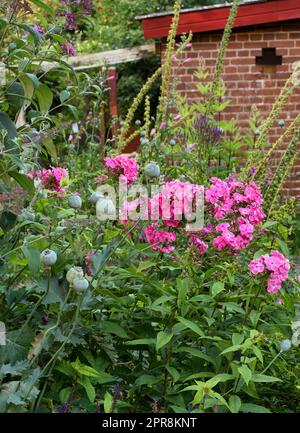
(59, 387), (72, 404)
(206, 374), (235, 388)
(0, 111), (17, 138)
(22, 246), (40, 274)
(192, 388), (205, 404)
(19, 24), (41, 47)
(251, 373), (281, 383)
(190, 294), (213, 303)
(59, 90), (70, 104)
(240, 403), (271, 413)
(51, 34), (69, 46)
(232, 333), (244, 346)
(55, 361), (74, 377)
(137, 260), (156, 272)
(211, 281), (225, 298)
(177, 316), (204, 337)
(238, 365), (252, 386)
(78, 377), (95, 403)
(166, 365), (180, 382)
(71, 359), (115, 384)
(101, 321), (129, 339)
(252, 346), (263, 364)
(177, 278), (189, 310)
(220, 302), (245, 314)
(8, 171), (35, 197)
(18, 75), (33, 109)
(249, 310), (260, 327)
(175, 347), (215, 365)
(228, 395), (241, 413)
(156, 331), (173, 351)
(207, 390), (228, 409)
(103, 392), (113, 413)
(275, 238), (289, 257)
(125, 338), (155, 346)
(35, 84), (53, 114)
(43, 138), (57, 161)
(29, 0), (54, 15)
(135, 375), (161, 387)
(0, 18), (7, 31)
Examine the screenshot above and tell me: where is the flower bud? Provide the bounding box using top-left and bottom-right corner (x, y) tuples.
(280, 339), (292, 352)
(40, 249), (57, 266)
(144, 162), (160, 178)
(96, 197), (116, 221)
(68, 195), (82, 209)
(66, 266), (84, 284)
(73, 277), (89, 292)
(90, 191), (104, 204)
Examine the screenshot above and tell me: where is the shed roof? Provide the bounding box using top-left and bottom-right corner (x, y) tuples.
(137, 0), (300, 39)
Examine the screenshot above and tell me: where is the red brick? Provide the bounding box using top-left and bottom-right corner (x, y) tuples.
(161, 22), (300, 196)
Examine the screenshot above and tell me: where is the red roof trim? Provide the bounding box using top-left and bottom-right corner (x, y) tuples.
(140, 0), (300, 39)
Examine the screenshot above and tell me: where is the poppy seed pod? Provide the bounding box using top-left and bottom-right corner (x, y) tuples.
(96, 197), (116, 221)
(280, 339), (292, 352)
(144, 162), (160, 178)
(90, 191), (104, 204)
(68, 195), (82, 209)
(66, 266), (84, 284)
(40, 249), (57, 266)
(73, 277), (89, 292)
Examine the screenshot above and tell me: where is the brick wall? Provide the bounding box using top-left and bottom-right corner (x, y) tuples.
(160, 21), (300, 197)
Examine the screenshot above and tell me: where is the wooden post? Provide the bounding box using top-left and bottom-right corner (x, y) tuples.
(108, 67), (119, 139)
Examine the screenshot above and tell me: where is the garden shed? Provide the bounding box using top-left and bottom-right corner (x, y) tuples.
(137, 0), (300, 197)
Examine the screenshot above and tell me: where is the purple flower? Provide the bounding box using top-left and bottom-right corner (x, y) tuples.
(12, 0), (33, 14)
(59, 12), (78, 31)
(33, 25), (44, 35)
(112, 383), (120, 412)
(61, 41), (76, 57)
(250, 166), (256, 176)
(57, 404), (69, 413)
(194, 115), (223, 146)
(81, 0), (93, 14)
(41, 315), (49, 325)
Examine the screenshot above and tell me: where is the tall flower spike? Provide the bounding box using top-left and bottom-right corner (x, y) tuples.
(157, 0), (182, 121)
(253, 112), (300, 184)
(246, 61), (300, 172)
(264, 130), (300, 218)
(209, 0), (240, 111)
(116, 67), (162, 152)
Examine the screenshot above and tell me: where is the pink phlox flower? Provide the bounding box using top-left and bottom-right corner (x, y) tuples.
(249, 250), (290, 293)
(104, 155), (139, 185)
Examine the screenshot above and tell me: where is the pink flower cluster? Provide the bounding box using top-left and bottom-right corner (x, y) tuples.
(205, 177), (265, 251)
(121, 180), (203, 254)
(149, 180), (204, 227)
(104, 156), (139, 185)
(143, 181), (203, 253)
(28, 166), (68, 195)
(85, 249), (95, 276)
(188, 234), (208, 255)
(120, 173), (265, 257)
(144, 224), (177, 253)
(249, 250), (290, 293)
(95, 174), (108, 185)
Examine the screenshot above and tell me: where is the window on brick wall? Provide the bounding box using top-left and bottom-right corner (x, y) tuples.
(255, 48), (282, 66)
